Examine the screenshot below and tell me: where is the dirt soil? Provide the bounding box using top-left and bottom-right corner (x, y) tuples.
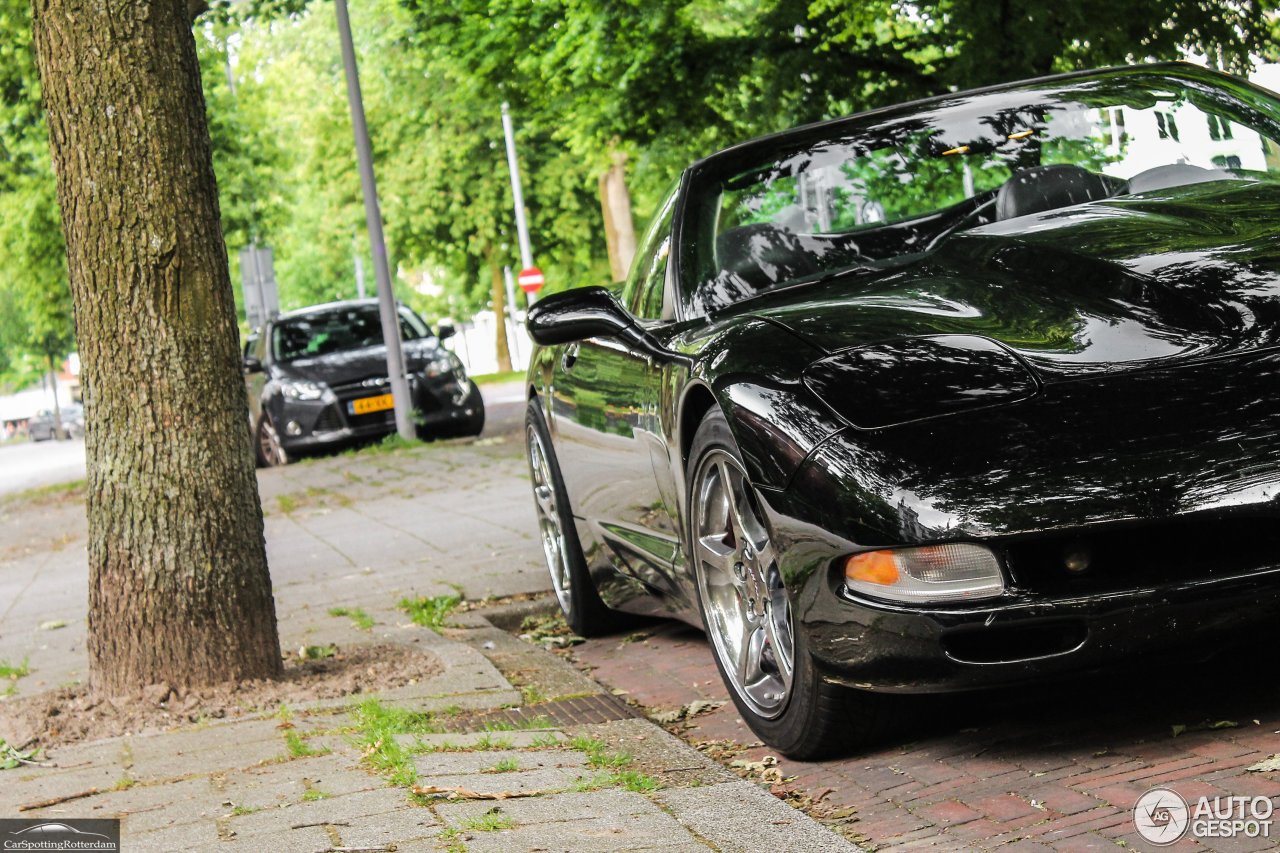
(0, 643), (440, 750)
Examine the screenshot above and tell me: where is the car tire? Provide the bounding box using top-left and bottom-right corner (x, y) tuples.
(525, 398), (612, 636)
(255, 414), (290, 467)
(686, 407), (896, 759)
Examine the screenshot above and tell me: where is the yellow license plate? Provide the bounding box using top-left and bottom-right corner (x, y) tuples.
(349, 394), (394, 415)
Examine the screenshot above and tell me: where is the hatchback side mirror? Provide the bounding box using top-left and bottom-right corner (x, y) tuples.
(527, 286), (635, 346)
(243, 356), (264, 374)
(436, 322), (456, 341)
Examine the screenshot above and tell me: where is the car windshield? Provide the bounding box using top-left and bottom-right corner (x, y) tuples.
(272, 305), (430, 362)
(687, 68), (1280, 315)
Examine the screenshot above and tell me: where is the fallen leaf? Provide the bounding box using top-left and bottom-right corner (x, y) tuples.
(1247, 755), (1280, 773)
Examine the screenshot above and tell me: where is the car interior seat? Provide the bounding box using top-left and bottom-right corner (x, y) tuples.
(996, 163), (1124, 221)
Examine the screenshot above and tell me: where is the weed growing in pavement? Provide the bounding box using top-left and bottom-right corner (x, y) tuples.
(297, 644), (338, 660)
(229, 804), (259, 816)
(350, 697), (448, 787)
(0, 658), (31, 681)
(276, 494), (297, 514)
(398, 594), (461, 630)
(485, 757), (520, 773)
(301, 789), (331, 802)
(519, 684), (547, 705)
(327, 606), (375, 630)
(284, 729), (328, 758)
(571, 769), (660, 793)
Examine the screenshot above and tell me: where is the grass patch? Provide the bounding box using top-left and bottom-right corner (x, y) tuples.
(573, 769), (660, 793)
(328, 606), (374, 631)
(485, 757), (520, 773)
(0, 658), (30, 681)
(284, 729), (328, 758)
(444, 810), (515, 835)
(230, 804), (259, 816)
(398, 594), (461, 630)
(569, 735), (632, 769)
(276, 494), (297, 514)
(301, 789), (331, 802)
(519, 684), (547, 705)
(350, 697), (448, 787)
(469, 370), (524, 386)
(297, 644), (337, 660)
(2, 479), (84, 507)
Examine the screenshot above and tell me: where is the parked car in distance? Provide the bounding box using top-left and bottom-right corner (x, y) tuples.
(243, 300), (483, 465)
(522, 63), (1280, 758)
(28, 404), (84, 441)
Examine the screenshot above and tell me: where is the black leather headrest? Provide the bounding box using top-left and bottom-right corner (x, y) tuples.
(996, 164), (1119, 221)
(714, 223), (818, 291)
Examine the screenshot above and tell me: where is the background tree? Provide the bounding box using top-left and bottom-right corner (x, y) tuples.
(31, 0), (282, 694)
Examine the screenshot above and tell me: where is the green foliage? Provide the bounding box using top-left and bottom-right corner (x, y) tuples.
(3, 0), (1279, 381)
(398, 593), (461, 629)
(327, 606), (375, 630)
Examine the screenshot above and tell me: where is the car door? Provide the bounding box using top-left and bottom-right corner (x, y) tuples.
(551, 185), (682, 596)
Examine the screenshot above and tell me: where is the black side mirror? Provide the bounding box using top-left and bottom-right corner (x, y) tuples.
(526, 286), (635, 346)
(436, 322), (456, 341)
(243, 356), (264, 374)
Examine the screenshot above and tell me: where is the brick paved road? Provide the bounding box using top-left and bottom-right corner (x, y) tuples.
(571, 620), (1280, 851)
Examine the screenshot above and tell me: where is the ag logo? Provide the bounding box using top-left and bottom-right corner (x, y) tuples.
(1134, 786), (1190, 845)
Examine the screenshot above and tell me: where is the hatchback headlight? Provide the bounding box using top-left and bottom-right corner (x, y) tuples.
(843, 543), (1004, 604)
(280, 378), (326, 401)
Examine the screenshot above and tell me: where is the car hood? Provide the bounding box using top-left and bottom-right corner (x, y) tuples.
(274, 337), (447, 386)
(744, 180), (1280, 384)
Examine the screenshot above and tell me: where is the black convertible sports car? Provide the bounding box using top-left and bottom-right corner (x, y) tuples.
(522, 63), (1280, 757)
(243, 300), (483, 465)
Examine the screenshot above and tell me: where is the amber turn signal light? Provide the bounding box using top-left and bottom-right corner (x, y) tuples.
(844, 550), (900, 586)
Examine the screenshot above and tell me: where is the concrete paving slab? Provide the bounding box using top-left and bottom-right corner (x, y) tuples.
(449, 811), (713, 853)
(397, 729), (566, 750)
(412, 747), (586, 775)
(126, 818), (221, 853)
(434, 787), (660, 826)
(224, 786), (415, 837)
(416, 765), (588, 794)
(656, 781), (858, 852)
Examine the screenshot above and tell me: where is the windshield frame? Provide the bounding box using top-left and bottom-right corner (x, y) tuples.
(676, 63), (1280, 320)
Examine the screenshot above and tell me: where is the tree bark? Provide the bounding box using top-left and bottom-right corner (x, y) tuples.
(488, 251), (513, 373)
(598, 145), (637, 284)
(32, 0), (282, 694)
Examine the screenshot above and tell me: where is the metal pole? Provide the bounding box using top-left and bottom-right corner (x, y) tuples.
(500, 103), (536, 305)
(336, 0), (415, 441)
(500, 103), (533, 270)
(354, 253), (367, 299)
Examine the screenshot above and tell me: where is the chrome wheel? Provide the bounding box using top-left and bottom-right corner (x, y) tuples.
(527, 424), (572, 614)
(259, 416), (288, 466)
(692, 449), (795, 719)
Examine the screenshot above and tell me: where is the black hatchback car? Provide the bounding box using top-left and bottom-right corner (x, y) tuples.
(243, 300), (484, 465)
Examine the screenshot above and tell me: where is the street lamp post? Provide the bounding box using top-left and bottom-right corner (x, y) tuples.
(335, 0), (415, 441)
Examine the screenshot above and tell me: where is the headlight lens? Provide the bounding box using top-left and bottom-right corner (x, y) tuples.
(843, 543), (1004, 604)
(280, 378), (326, 401)
(425, 352), (465, 380)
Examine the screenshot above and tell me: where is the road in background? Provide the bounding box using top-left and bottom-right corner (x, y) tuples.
(0, 437), (86, 497)
(0, 380), (528, 499)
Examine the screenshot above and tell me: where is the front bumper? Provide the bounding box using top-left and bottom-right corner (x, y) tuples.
(800, 562), (1280, 693)
(278, 373), (479, 451)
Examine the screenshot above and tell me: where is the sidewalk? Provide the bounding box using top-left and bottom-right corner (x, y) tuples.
(1, 610), (856, 851)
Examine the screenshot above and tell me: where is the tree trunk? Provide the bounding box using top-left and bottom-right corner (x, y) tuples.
(488, 252), (513, 373)
(598, 145), (637, 283)
(32, 0), (282, 695)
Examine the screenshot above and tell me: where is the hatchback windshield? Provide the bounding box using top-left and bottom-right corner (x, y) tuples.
(272, 305), (430, 362)
(687, 69), (1280, 315)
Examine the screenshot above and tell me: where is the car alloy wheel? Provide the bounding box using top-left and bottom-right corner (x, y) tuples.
(258, 416), (289, 467)
(692, 448), (795, 719)
(527, 422), (572, 615)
